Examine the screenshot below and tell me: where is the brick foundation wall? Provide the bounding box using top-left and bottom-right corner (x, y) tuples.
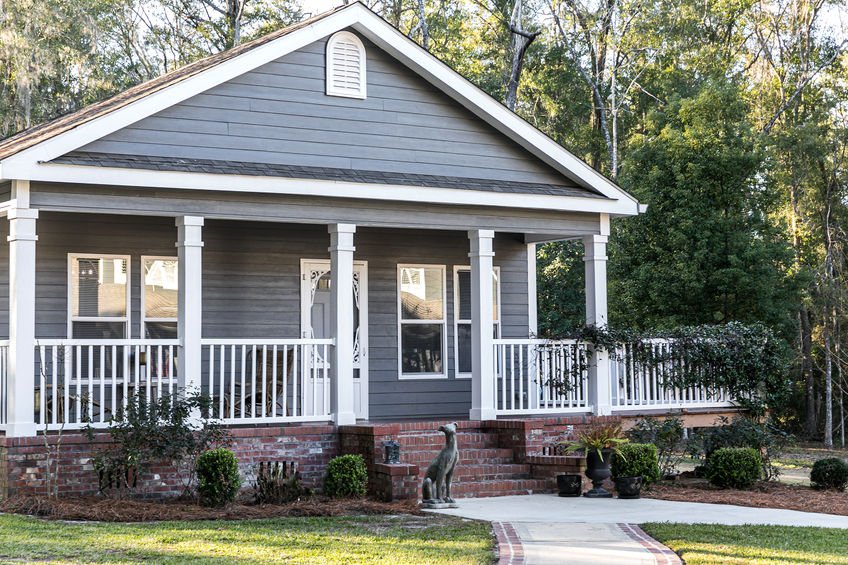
(0, 415), (623, 500)
(0, 424), (340, 499)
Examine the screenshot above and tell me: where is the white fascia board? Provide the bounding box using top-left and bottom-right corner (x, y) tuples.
(348, 9), (640, 211)
(19, 162), (639, 216)
(0, 7), (360, 169)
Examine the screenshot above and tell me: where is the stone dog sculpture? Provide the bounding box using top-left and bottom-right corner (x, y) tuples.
(421, 422), (459, 507)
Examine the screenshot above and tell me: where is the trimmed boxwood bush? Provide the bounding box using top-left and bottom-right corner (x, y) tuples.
(196, 448), (241, 507)
(324, 454), (367, 498)
(810, 458), (848, 491)
(706, 447), (761, 489)
(611, 443), (662, 484)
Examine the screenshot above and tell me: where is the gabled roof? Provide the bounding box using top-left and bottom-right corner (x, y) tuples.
(0, 2), (642, 217)
(0, 5), (348, 160)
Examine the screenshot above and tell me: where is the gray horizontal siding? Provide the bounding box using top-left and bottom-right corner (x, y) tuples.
(78, 31), (575, 187)
(23, 212), (532, 420)
(30, 182), (602, 236)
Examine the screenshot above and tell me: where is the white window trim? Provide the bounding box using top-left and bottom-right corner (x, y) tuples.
(397, 264), (447, 380)
(326, 30), (367, 99)
(453, 265), (501, 379)
(67, 253), (131, 338)
(140, 255), (178, 338)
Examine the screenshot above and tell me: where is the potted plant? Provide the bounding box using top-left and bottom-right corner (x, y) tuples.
(611, 443), (661, 499)
(561, 423), (628, 498)
(556, 474), (582, 497)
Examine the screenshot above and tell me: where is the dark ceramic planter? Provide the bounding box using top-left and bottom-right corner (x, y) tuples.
(583, 449), (613, 498)
(614, 476), (643, 499)
(556, 474), (582, 497)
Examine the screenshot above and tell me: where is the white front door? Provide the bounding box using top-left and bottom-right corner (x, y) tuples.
(300, 259), (369, 420)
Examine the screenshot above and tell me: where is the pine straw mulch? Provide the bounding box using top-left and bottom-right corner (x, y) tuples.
(643, 480), (848, 516)
(0, 494), (423, 523)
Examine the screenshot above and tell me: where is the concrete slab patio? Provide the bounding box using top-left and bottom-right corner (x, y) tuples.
(430, 493), (848, 528)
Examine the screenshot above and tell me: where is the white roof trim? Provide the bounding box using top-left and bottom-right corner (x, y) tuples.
(0, 2), (640, 216)
(12, 162), (639, 216)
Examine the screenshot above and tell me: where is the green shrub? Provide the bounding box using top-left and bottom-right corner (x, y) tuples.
(688, 416), (789, 481)
(626, 415), (684, 477)
(706, 447), (761, 489)
(810, 458), (848, 491)
(253, 461), (311, 504)
(611, 443), (662, 484)
(324, 454), (367, 498)
(85, 390), (230, 495)
(196, 448), (241, 507)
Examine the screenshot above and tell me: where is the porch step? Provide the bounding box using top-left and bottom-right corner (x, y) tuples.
(451, 478), (552, 498)
(403, 448), (515, 467)
(452, 463), (531, 481)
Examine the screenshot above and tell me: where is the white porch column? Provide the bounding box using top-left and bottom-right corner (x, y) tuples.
(7, 180), (38, 437)
(329, 223), (356, 425)
(527, 243), (537, 337)
(176, 216), (203, 395)
(469, 229), (496, 421)
(583, 232), (612, 416)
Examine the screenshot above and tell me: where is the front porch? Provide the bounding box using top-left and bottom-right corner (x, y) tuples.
(0, 207), (735, 435)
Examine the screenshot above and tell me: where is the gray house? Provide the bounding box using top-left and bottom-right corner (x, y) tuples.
(0, 3), (724, 444)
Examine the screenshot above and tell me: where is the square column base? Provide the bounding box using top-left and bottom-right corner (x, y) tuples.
(469, 408), (497, 421)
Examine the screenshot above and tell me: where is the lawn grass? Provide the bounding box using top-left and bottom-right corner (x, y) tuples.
(642, 522), (848, 565)
(0, 513), (493, 565)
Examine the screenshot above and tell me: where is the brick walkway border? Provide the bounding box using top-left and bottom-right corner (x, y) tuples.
(618, 523), (684, 565)
(493, 522), (525, 565)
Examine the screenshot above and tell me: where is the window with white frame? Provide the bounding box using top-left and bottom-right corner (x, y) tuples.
(142, 256), (178, 339)
(68, 254), (130, 339)
(454, 266), (500, 377)
(398, 265), (446, 377)
(326, 31), (367, 99)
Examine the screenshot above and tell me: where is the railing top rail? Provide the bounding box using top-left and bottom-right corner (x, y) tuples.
(493, 338), (584, 346)
(35, 338), (180, 346)
(0, 340), (8, 346)
(201, 338), (335, 346)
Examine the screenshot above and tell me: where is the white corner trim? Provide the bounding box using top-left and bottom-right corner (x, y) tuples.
(0, 3), (640, 215)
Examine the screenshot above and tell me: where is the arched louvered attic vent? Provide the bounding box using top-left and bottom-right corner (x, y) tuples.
(326, 31), (366, 99)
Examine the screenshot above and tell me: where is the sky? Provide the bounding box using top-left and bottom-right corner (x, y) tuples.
(298, 0), (346, 18)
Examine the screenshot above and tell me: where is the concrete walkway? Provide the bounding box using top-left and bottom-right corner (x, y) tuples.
(431, 493), (848, 527)
(429, 494), (848, 565)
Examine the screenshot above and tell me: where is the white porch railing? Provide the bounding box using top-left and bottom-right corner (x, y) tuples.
(33, 339), (179, 430)
(494, 338), (734, 416)
(201, 339), (334, 424)
(494, 339), (591, 415)
(611, 339), (733, 410)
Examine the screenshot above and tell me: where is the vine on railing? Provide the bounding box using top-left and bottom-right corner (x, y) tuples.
(543, 322), (791, 413)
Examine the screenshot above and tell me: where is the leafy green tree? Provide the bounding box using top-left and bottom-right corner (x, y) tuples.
(610, 81), (800, 334)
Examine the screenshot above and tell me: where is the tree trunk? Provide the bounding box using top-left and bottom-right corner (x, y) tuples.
(801, 308), (817, 437)
(505, 0), (538, 111)
(416, 0), (429, 51)
(824, 304), (833, 449)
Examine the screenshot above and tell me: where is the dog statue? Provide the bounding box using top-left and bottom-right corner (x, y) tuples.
(421, 422), (459, 506)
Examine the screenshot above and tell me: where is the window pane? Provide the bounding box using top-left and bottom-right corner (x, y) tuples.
(144, 259), (178, 319)
(457, 323), (472, 374)
(401, 324), (443, 373)
(400, 267), (443, 320)
(145, 321), (177, 339)
(72, 257), (128, 317)
(457, 269), (498, 321)
(457, 271), (471, 320)
(72, 321), (126, 339)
